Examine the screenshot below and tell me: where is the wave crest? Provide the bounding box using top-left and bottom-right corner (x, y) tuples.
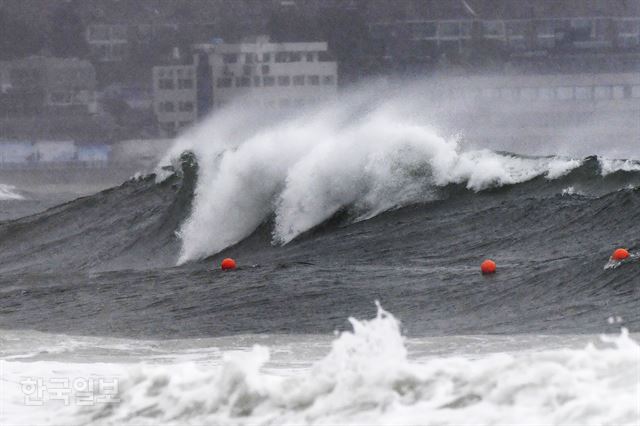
(168, 98), (598, 263)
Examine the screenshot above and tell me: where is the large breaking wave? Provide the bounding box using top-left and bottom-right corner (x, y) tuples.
(160, 87), (639, 264)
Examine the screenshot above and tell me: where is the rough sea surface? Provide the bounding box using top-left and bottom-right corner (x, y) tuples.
(1, 86), (639, 425)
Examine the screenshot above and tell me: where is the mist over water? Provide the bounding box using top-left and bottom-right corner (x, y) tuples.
(160, 78), (639, 263)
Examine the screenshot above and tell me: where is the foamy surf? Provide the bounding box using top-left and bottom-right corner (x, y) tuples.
(2, 306), (638, 426)
(0, 183), (24, 200)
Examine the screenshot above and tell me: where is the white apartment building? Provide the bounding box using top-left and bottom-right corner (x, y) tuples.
(152, 36), (338, 135)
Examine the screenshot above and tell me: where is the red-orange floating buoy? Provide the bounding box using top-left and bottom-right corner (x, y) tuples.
(611, 248), (630, 261)
(221, 258), (237, 271)
(481, 259), (497, 275)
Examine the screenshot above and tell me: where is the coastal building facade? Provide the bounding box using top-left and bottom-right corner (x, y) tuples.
(152, 37), (338, 136)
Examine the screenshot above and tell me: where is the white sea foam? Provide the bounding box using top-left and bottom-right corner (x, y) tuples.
(546, 158), (583, 180)
(2, 306), (639, 426)
(3, 305), (636, 426)
(561, 186), (584, 196)
(162, 92), (593, 263)
(0, 183), (24, 200)
(599, 158), (640, 176)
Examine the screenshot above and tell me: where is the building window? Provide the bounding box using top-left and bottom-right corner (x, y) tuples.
(482, 21), (505, 39)
(236, 76), (251, 87)
(318, 51), (332, 62)
(112, 43), (127, 59)
(243, 65), (252, 76)
(216, 78), (232, 88)
(520, 87), (537, 100)
(163, 101), (174, 112)
(263, 76), (275, 86)
(539, 87), (554, 100)
(179, 121), (192, 128)
(262, 53), (271, 62)
(323, 75), (335, 85)
(111, 25), (127, 40)
(254, 76), (261, 87)
(51, 92), (71, 104)
(88, 25), (109, 41)
(612, 86), (625, 99)
(482, 88), (500, 99)
(290, 52), (301, 62)
(261, 65), (270, 75)
(293, 75), (305, 86)
(308, 75), (320, 85)
(594, 86), (611, 99)
(506, 21), (527, 38)
(410, 21), (437, 39)
(178, 79), (193, 89)
(245, 53), (255, 64)
(556, 87), (574, 100)
(275, 52), (288, 63)
(159, 78), (174, 90)
(179, 101), (194, 112)
(223, 54), (238, 64)
(278, 76), (290, 86)
(306, 52), (315, 62)
(164, 122), (175, 134)
(500, 87), (517, 100)
(438, 21), (460, 37)
(570, 18), (594, 42)
(575, 86), (592, 100)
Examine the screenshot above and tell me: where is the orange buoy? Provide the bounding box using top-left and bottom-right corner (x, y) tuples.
(611, 248), (630, 261)
(481, 259), (497, 275)
(221, 258), (237, 271)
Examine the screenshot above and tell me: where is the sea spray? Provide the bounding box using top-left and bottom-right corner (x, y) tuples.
(68, 304), (640, 426)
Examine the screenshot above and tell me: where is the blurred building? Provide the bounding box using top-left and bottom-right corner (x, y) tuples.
(0, 56), (97, 116)
(86, 23), (130, 63)
(152, 61), (198, 136)
(367, 0), (640, 73)
(152, 36), (338, 136)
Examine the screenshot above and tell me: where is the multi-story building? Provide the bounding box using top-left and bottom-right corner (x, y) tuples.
(152, 63), (198, 135)
(86, 24), (130, 63)
(152, 36), (338, 136)
(367, 0), (640, 72)
(0, 56), (97, 116)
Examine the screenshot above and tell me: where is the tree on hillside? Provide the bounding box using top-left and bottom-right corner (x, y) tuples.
(49, 2), (89, 58)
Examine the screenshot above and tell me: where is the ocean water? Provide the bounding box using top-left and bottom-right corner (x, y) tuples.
(1, 82), (639, 425)
(2, 309), (639, 425)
